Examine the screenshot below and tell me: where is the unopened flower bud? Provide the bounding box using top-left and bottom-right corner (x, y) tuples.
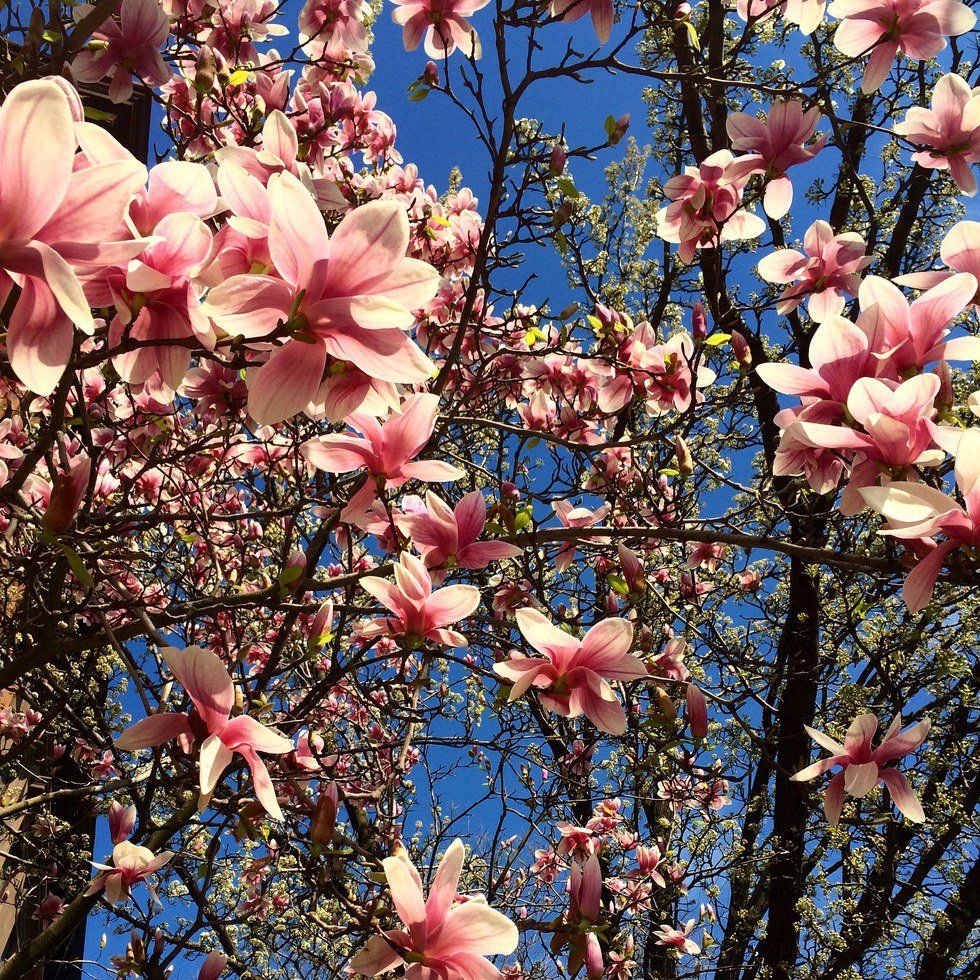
(45, 447), (89, 531)
(423, 61), (440, 86)
(198, 951), (228, 980)
(730, 329), (752, 370)
(692, 300), (707, 340)
(655, 686), (678, 723)
(608, 113), (630, 146)
(108, 801), (136, 845)
(311, 781), (339, 845)
(687, 683), (708, 739)
(195, 47), (217, 97)
(549, 144), (567, 176)
(675, 1), (693, 17)
(674, 436), (694, 478)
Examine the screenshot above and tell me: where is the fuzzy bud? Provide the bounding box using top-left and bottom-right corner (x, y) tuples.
(549, 144), (567, 176)
(108, 801), (136, 845)
(674, 436), (694, 478)
(730, 329), (752, 370)
(692, 300), (707, 340)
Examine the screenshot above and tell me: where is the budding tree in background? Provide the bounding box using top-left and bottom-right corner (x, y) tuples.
(0, 0), (979, 977)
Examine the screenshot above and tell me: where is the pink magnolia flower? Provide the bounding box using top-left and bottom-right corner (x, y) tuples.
(72, 0), (171, 103)
(894, 73), (980, 195)
(756, 221), (870, 321)
(86, 841), (174, 904)
(115, 646), (294, 820)
(405, 490), (523, 571)
(653, 919), (701, 956)
(391, 0), (491, 59)
(788, 373), (946, 512)
(349, 839), (519, 979)
(301, 393), (464, 522)
(857, 272), (980, 372)
(298, 0), (371, 57)
(0, 79), (147, 395)
(107, 212), (214, 396)
(828, 0), (976, 94)
(755, 314), (882, 406)
(358, 551), (480, 648)
(726, 100), (826, 218)
(550, 0), (614, 43)
(560, 854), (604, 979)
(552, 499), (611, 572)
(861, 428), (980, 611)
(656, 150), (765, 263)
(791, 712), (930, 825)
(494, 610), (647, 735)
(204, 175), (439, 425)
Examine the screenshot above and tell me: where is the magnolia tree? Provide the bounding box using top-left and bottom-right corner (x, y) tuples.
(1, 0), (980, 976)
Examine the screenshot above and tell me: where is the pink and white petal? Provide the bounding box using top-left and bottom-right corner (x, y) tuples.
(878, 768), (926, 822)
(423, 584), (480, 630)
(368, 257), (441, 312)
(577, 684), (628, 736)
(425, 839), (465, 932)
(910, 273), (977, 343)
(203, 275), (293, 339)
(5, 278), (75, 396)
(428, 902), (519, 957)
(247, 340), (327, 426)
(382, 854), (428, 945)
(0, 80), (74, 239)
(791, 756), (845, 782)
(115, 712), (193, 750)
(459, 541), (523, 567)
(578, 617), (637, 675)
(321, 326), (435, 384)
(824, 771), (846, 826)
(398, 460), (466, 483)
(349, 934), (405, 976)
(267, 171), (330, 287)
(162, 646), (234, 734)
(221, 715), (293, 755)
(301, 435), (372, 473)
(37, 160), (146, 245)
(323, 200), (410, 297)
(754, 363), (827, 397)
(763, 176), (794, 220)
(239, 746), (284, 820)
(198, 733), (235, 798)
(843, 761), (880, 797)
(902, 541), (956, 613)
(515, 608), (578, 660)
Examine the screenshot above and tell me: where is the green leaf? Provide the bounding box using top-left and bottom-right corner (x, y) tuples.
(408, 88), (429, 102)
(603, 114), (617, 138)
(685, 21), (701, 51)
(556, 177), (579, 198)
(83, 106), (113, 122)
(227, 69), (252, 86)
(554, 229), (568, 256)
(704, 332), (731, 347)
(61, 544), (94, 588)
(278, 564), (304, 586)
